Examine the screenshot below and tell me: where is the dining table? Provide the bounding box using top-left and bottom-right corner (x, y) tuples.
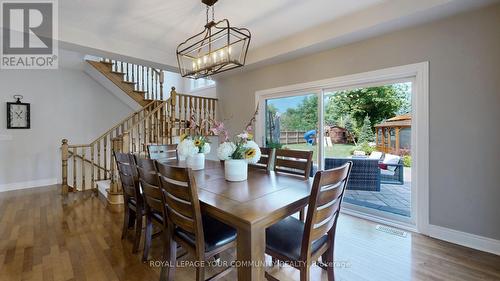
(157, 159), (313, 281)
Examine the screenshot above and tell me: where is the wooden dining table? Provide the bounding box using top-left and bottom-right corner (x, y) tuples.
(158, 159), (313, 281)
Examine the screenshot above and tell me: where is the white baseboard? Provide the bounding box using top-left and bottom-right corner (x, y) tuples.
(428, 224), (500, 256)
(0, 178), (58, 192)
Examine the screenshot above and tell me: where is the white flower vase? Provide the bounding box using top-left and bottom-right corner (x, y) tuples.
(178, 154), (187, 161)
(187, 153), (205, 170)
(224, 159), (248, 181)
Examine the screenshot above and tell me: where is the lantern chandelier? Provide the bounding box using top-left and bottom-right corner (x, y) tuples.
(176, 0), (251, 79)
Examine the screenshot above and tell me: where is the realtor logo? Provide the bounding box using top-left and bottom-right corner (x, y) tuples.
(1, 0), (58, 69)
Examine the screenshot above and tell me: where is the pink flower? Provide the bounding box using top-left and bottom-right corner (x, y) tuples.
(237, 132), (249, 139)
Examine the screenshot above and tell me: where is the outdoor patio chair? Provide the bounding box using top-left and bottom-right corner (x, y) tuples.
(379, 154), (404, 185)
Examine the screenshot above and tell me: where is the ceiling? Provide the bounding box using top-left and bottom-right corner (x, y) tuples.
(58, 0), (499, 72)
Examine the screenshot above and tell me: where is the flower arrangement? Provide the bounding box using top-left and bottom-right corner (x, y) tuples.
(177, 134), (211, 158)
(214, 106), (261, 164)
(209, 106), (261, 181)
(217, 132), (261, 164)
(176, 113), (212, 170)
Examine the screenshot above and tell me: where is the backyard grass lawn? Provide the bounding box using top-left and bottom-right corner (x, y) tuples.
(284, 143), (355, 161)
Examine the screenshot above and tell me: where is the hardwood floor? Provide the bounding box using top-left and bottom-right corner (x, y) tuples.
(1, 185), (499, 281)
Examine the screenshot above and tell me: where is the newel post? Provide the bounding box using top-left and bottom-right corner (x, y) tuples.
(61, 139), (69, 194)
(106, 135), (125, 210)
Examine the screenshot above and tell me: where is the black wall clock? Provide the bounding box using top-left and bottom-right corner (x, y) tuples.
(7, 95), (30, 129)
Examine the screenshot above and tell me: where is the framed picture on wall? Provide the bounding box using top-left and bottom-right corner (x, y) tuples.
(7, 95), (30, 129)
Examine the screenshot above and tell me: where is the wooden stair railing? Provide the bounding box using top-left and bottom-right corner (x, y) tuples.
(60, 88), (218, 196)
(60, 100), (160, 193)
(88, 58), (167, 106)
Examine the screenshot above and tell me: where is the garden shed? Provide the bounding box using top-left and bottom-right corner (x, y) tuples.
(375, 114), (411, 154)
(326, 125), (349, 144)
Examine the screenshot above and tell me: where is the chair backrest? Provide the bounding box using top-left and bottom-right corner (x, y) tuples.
(114, 152), (140, 202)
(249, 147), (272, 170)
(301, 162), (352, 259)
(274, 149), (313, 179)
(147, 144), (177, 161)
(135, 156), (164, 217)
(156, 162), (204, 249)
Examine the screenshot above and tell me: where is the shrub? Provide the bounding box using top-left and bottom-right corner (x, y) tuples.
(350, 142), (376, 155)
(402, 155), (412, 167)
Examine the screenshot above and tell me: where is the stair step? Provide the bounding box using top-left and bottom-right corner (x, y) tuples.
(96, 180), (111, 199)
(101, 61), (113, 65)
(111, 70), (126, 75)
(134, 90), (147, 94)
(123, 80), (136, 85)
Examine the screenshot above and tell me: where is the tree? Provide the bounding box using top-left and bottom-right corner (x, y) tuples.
(280, 95), (318, 131)
(325, 85), (407, 132)
(358, 115), (374, 143)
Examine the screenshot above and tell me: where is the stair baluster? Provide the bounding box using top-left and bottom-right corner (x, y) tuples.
(62, 63), (218, 196)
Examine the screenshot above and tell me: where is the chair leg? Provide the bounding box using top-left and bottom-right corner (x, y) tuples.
(299, 266), (310, 281)
(160, 236), (177, 281)
(196, 263), (205, 281)
(121, 208), (130, 240)
(299, 208), (305, 222)
(322, 246), (335, 281)
(142, 215), (153, 262)
(132, 209), (143, 253)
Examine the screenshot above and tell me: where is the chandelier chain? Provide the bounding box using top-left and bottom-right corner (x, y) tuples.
(206, 5), (209, 23)
(205, 5), (215, 23)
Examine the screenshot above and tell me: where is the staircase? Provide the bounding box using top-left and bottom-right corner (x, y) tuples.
(60, 58), (217, 203)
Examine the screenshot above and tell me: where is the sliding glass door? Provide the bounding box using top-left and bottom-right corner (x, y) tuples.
(322, 82), (413, 223)
(259, 80), (417, 226)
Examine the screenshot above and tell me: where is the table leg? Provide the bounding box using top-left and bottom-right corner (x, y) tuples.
(236, 225), (266, 281)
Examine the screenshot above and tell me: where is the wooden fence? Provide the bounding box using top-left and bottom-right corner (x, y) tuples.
(279, 130), (307, 145)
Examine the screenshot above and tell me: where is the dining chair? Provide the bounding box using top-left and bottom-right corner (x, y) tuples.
(156, 162), (237, 281)
(147, 144), (178, 161)
(249, 147), (273, 170)
(135, 156), (168, 262)
(274, 149), (314, 220)
(114, 152), (143, 254)
(265, 162), (353, 281)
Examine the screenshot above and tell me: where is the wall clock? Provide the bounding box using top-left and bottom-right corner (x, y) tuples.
(7, 95), (30, 129)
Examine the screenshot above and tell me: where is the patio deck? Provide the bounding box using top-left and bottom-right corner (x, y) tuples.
(344, 167), (411, 217)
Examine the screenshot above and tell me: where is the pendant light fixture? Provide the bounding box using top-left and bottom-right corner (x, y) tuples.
(176, 0), (251, 79)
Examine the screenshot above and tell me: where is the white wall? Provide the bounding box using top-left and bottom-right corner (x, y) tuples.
(0, 49), (133, 191)
(164, 71), (185, 94)
(183, 78), (217, 99)
(162, 70), (217, 99)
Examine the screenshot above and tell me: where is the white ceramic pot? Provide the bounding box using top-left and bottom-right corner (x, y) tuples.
(187, 153), (205, 170)
(224, 159), (248, 181)
(178, 153), (187, 161)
